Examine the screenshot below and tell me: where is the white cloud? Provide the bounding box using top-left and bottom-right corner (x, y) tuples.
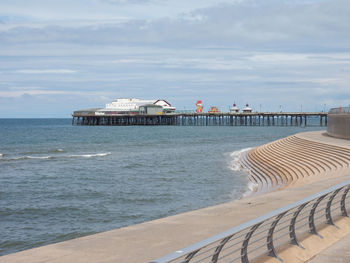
(15, 69), (77, 74)
(0, 89), (109, 98)
(0, 0), (240, 22)
(1, 0), (348, 50)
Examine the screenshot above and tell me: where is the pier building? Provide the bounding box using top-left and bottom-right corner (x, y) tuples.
(139, 104), (164, 115)
(242, 103), (252, 113)
(195, 100), (203, 113)
(229, 103), (239, 114)
(95, 98), (176, 115)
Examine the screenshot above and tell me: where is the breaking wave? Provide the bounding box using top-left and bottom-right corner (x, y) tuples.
(228, 147), (258, 198)
(68, 152), (111, 158)
(3, 155), (54, 161)
(0, 152), (111, 161)
(229, 147), (252, 171)
(27, 156), (52, 159)
(242, 181), (259, 197)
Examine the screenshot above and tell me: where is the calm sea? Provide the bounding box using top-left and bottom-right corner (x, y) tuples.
(0, 118), (324, 255)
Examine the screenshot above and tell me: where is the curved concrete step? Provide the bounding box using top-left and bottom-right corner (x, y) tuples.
(241, 134), (350, 192)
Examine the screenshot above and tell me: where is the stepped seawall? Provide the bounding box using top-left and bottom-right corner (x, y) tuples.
(241, 131), (350, 193)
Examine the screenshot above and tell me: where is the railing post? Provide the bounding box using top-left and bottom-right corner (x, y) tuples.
(326, 189), (342, 226)
(267, 212), (286, 261)
(211, 235), (234, 263)
(289, 203), (308, 248)
(241, 223), (262, 263)
(183, 250), (200, 263)
(309, 195), (327, 237)
(341, 185), (350, 217)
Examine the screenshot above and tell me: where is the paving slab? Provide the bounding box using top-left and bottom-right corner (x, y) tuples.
(296, 131), (350, 148)
(308, 233), (350, 263)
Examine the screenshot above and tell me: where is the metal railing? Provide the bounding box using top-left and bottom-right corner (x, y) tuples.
(150, 179), (350, 263)
(329, 107), (350, 114)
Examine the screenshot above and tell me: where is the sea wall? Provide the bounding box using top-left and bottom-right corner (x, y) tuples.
(327, 108), (350, 140)
(240, 132), (350, 192)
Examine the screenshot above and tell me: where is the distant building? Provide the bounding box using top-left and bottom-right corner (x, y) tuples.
(230, 103), (240, 114)
(242, 104), (252, 113)
(139, 104), (164, 115)
(196, 100), (203, 113)
(95, 98), (176, 115)
(208, 106), (220, 113)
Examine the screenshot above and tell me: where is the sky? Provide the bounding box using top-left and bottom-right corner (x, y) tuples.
(0, 0), (350, 117)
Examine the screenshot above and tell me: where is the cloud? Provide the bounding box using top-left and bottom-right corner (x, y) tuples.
(0, 90), (74, 97)
(0, 89), (111, 98)
(0, 0), (237, 23)
(101, 0), (153, 5)
(1, 0), (349, 51)
(15, 69), (77, 74)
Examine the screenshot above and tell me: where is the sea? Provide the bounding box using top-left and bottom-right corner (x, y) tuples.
(0, 118), (324, 256)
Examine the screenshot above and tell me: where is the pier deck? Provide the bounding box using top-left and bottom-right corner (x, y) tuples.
(72, 112), (328, 126)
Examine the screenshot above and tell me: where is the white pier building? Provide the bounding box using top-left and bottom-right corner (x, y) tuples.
(95, 98), (176, 115)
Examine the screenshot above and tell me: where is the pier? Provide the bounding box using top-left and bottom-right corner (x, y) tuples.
(72, 112), (328, 126)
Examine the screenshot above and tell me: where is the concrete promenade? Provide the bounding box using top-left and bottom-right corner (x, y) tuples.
(308, 233), (350, 262)
(2, 131), (350, 263)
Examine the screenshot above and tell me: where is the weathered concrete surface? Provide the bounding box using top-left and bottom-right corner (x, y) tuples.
(2, 131), (350, 263)
(241, 130), (350, 192)
(308, 230), (350, 263)
(297, 130), (350, 148)
(327, 113), (350, 140)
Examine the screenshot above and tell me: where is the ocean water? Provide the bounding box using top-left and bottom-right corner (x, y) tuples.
(0, 119), (324, 255)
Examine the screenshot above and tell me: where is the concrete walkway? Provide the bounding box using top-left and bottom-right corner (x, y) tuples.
(308, 234), (350, 263)
(297, 130), (350, 148)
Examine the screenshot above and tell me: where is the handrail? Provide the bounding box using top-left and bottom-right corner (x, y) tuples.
(150, 179), (350, 263)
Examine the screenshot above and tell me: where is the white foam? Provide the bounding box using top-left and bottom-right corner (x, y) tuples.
(2, 156), (45, 161)
(229, 147), (252, 171)
(68, 152), (111, 158)
(2, 152), (112, 161)
(56, 149), (64, 152)
(27, 156), (52, 159)
(0, 153), (3, 158)
(242, 181), (259, 197)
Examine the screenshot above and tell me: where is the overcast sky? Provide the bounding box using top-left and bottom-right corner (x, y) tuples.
(0, 0), (349, 117)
